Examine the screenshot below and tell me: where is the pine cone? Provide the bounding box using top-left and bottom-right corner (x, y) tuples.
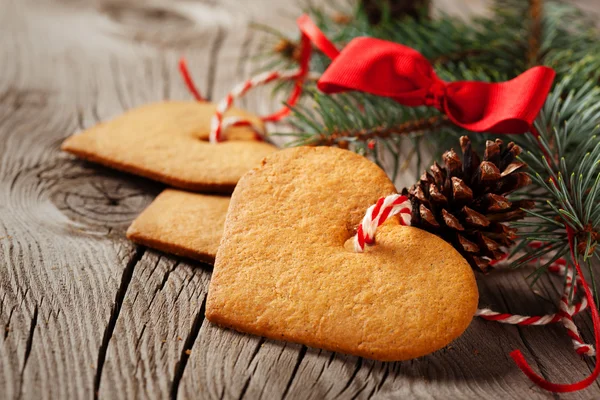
(401, 136), (534, 272)
(273, 39), (302, 63)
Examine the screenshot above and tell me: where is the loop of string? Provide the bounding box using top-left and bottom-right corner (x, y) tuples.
(210, 70), (301, 143)
(178, 16), (324, 143)
(179, 59), (309, 143)
(353, 194), (412, 252)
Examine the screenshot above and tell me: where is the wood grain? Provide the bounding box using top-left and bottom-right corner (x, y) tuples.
(1, 0), (600, 399)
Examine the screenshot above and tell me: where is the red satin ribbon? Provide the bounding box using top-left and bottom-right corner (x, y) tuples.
(261, 16), (314, 122)
(297, 16), (555, 134)
(296, 15), (340, 60)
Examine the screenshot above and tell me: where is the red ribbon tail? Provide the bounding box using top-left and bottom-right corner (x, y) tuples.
(259, 15), (320, 123)
(296, 14), (340, 60)
(178, 57), (205, 102)
(511, 226), (600, 393)
(262, 83), (303, 122)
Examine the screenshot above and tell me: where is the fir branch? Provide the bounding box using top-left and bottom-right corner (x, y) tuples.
(509, 76), (600, 286)
(311, 115), (450, 146)
(527, 0), (543, 67)
(431, 49), (484, 66)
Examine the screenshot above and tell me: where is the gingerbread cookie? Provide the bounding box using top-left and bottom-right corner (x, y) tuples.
(207, 146), (478, 361)
(127, 189), (229, 264)
(61, 101), (277, 193)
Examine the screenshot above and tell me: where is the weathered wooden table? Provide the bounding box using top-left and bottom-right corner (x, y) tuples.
(2, 0), (600, 398)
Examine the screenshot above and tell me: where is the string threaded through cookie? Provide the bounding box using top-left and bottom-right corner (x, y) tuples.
(210, 69), (302, 143)
(179, 16), (317, 144)
(354, 194), (412, 252)
(355, 196), (595, 357)
(179, 58), (306, 143)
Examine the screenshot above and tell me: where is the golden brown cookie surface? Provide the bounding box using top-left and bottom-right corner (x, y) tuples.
(207, 146), (478, 361)
(127, 189), (229, 264)
(61, 101), (277, 193)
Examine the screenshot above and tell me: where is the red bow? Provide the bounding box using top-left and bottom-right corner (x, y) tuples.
(297, 15), (555, 134)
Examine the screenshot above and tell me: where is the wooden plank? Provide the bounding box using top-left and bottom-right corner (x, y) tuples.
(98, 252), (210, 399)
(0, 1), (194, 398)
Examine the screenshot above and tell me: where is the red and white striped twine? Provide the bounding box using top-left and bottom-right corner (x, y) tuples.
(210, 69), (300, 143)
(182, 16), (329, 143)
(354, 194), (412, 252)
(354, 196), (595, 356)
(179, 57), (312, 144)
(476, 260), (594, 356)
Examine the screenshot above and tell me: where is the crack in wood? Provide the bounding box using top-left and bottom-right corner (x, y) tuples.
(170, 296), (207, 400)
(247, 336), (266, 369)
(281, 345), (307, 400)
(135, 323), (147, 349)
(338, 357), (363, 397)
(256, 373), (271, 400)
(17, 303), (39, 400)
(237, 375), (252, 400)
(173, 268), (200, 304)
(309, 350), (333, 397)
(93, 246), (145, 399)
(10, 166), (24, 192)
(350, 378), (371, 400)
(19, 287), (30, 308)
(274, 342), (290, 364)
(147, 256), (163, 281)
(158, 260), (178, 292)
(352, 360), (377, 399)
(375, 364), (390, 392)
(366, 383), (378, 399)
(4, 305), (16, 340)
(145, 259), (179, 313)
(0, 291), (6, 314)
(497, 288), (560, 400)
(327, 351), (336, 366)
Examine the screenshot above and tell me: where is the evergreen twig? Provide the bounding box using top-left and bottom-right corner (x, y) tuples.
(311, 115), (450, 146)
(527, 0), (543, 66)
(258, 0), (600, 288)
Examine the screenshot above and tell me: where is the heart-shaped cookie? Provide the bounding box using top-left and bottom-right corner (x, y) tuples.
(207, 146), (478, 361)
(61, 101), (277, 193)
